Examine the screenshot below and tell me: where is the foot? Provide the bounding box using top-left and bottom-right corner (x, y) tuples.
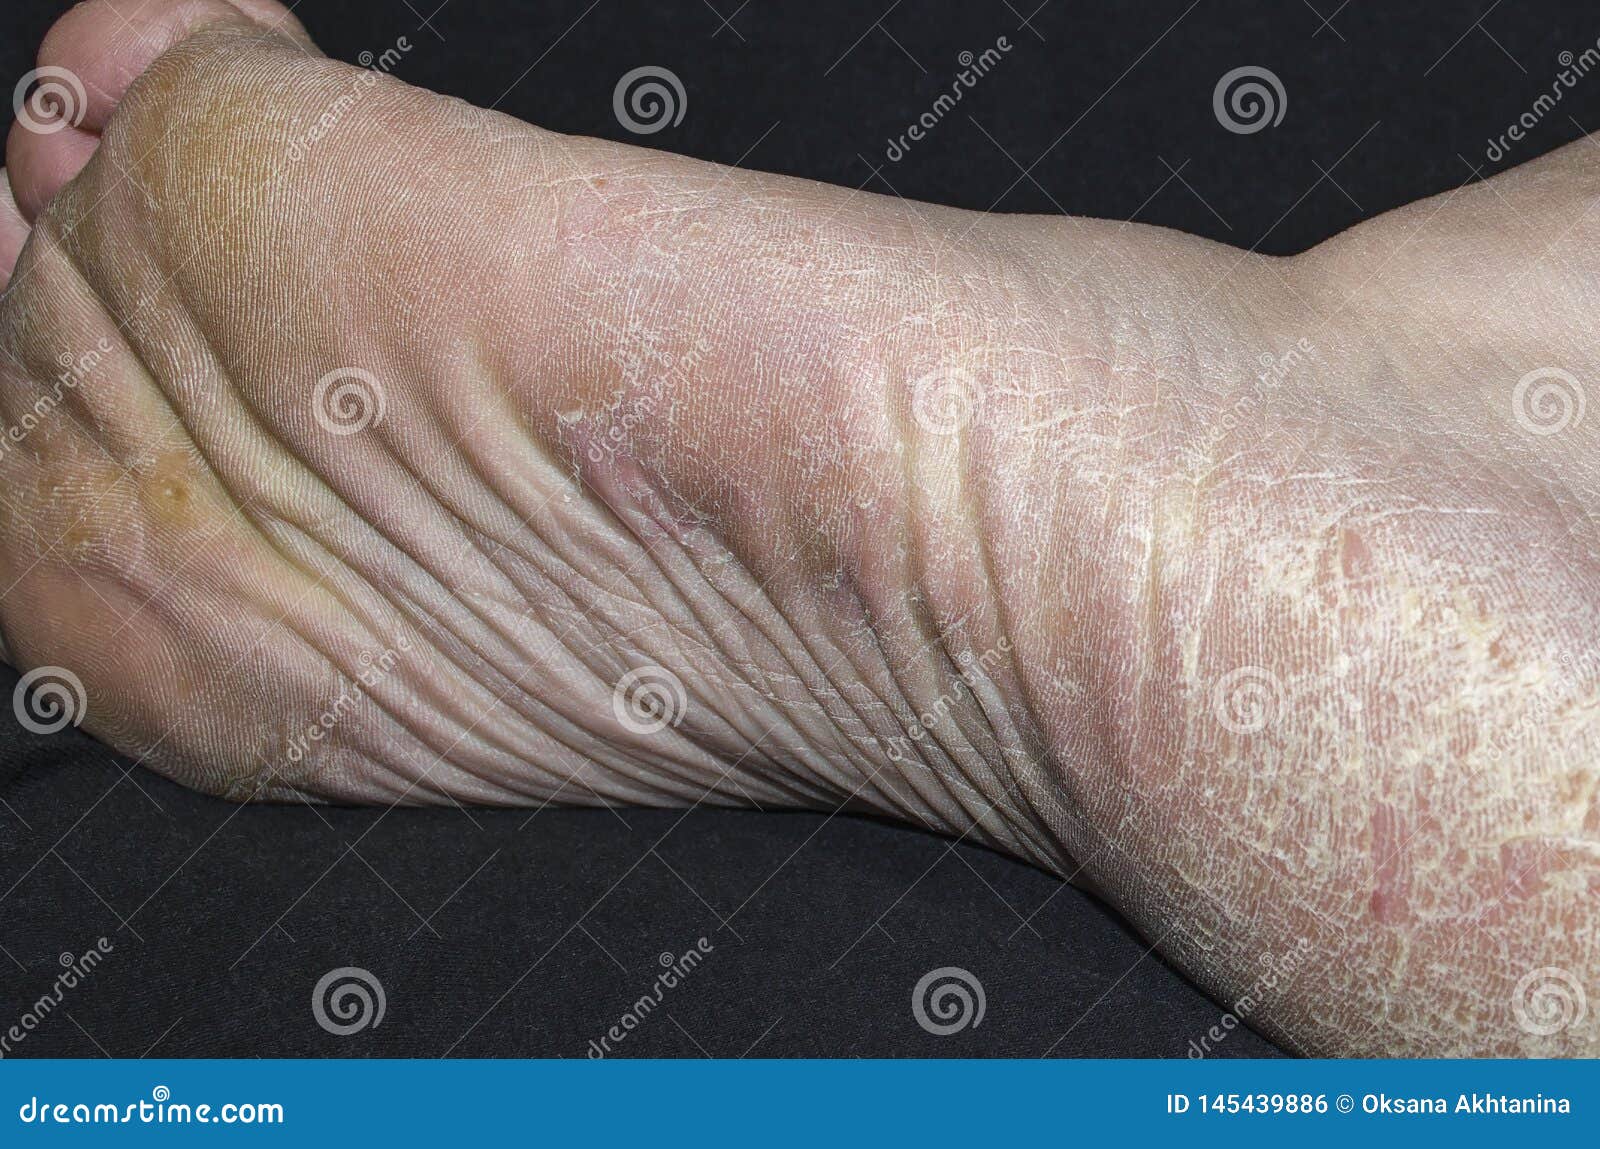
(3, 0), (1597, 1058)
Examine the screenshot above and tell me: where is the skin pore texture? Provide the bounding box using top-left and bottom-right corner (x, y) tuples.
(2, 0), (1598, 1059)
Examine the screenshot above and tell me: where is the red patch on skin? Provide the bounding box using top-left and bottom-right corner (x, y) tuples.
(1323, 525), (1378, 633)
(1367, 802), (1412, 924)
(1340, 526), (1371, 581)
(563, 422), (712, 552)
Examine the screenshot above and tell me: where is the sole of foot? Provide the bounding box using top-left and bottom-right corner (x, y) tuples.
(2, 0), (1597, 1058)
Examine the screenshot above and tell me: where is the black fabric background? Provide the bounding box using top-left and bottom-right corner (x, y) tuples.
(3, 0), (1597, 1057)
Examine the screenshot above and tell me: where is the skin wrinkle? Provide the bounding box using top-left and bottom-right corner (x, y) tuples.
(363, 592), (635, 801)
(466, 524), (757, 797)
(251, 328), (649, 800)
(823, 575), (987, 824)
(49, 162), (457, 676)
(668, 563), (909, 808)
(891, 366), (1014, 834)
(566, 464), (876, 806)
(268, 486), (563, 755)
(613, 399), (933, 808)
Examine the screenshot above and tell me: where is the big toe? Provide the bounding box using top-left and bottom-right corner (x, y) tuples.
(0, 169), (28, 287)
(6, 0), (317, 221)
(38, 0), (317, 133)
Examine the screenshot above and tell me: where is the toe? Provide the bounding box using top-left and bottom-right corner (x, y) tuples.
(0, 169), (28, 288)
(7, 0), (321, 222)
(221, 0), (319, 48)
(37, 0), (319, 136)
(4, 119), (98, 222)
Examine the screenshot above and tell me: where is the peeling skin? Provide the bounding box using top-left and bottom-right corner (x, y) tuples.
(0, 16), (1598, 1058)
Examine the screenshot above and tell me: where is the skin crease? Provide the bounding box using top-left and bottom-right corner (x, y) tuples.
(1, 0), (1598, 1057)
